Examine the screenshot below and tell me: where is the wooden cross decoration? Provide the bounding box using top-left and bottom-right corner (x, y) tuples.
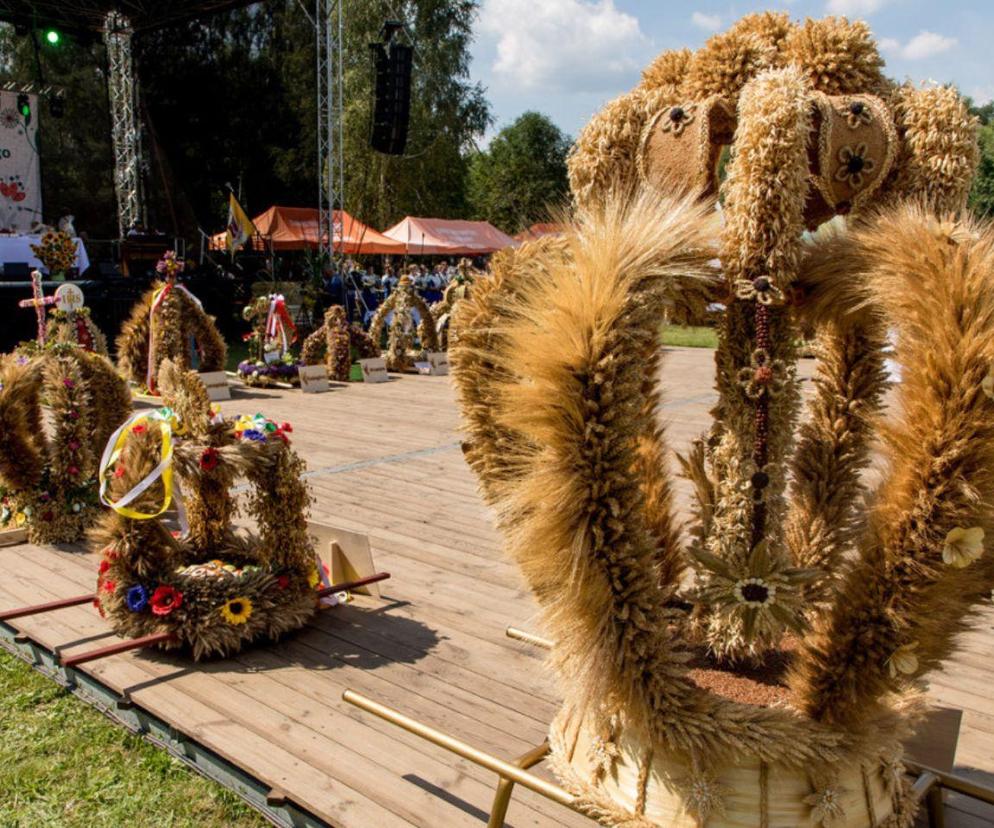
(18, 270), (56, 345)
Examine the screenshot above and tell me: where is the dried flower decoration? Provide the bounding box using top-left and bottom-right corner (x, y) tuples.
(675, 767), (727, 825)
(879, 751), (905, 797)
(734, 275), (784, 305)
(691, 540), (818, 643)
(886, 641), (919, 679)
(733, 576), (776, 607)
(803, 783), (848, 826)
(660, 104), (695, 136)
(737, 348), (788, 400)
(835, 143), (876, 187)
(840, 98), (872, 129)
(942, 526), (985, 568)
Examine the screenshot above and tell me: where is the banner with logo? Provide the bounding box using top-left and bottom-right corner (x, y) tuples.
(0, 91), (41, 233)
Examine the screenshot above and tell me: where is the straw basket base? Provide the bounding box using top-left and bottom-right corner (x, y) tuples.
(549, 708), (916, 828)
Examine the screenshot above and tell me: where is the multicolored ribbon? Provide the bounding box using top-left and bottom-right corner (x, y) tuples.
(99, 408), (181, 521)
(264, 294), (297, 355)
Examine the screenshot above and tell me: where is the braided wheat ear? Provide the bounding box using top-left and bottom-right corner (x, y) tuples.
(792, 205), (994, 729)
(0, 347), (130, 544)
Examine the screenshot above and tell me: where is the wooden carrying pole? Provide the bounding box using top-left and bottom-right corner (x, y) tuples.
(317, 571), (390, 599)
(62, 631), (177, 668)
(0, 593), (95, 622)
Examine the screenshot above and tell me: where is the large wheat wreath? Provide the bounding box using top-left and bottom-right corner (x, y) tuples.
(368, 271), (440, 371)
(451, 13), (991, 828)
(0, 343), (131, 543)
(93, 360), (323, 659)
(301, 305), (379, 382)
(116, 254), (227, 392)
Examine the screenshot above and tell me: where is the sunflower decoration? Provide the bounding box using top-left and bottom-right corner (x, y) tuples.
(30, 230), (77, 279)
(691, 541), (820, 652)
(220, 596), (253, 625)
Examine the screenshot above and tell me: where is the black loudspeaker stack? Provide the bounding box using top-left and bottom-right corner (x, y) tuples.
(369, 41), (413, 155)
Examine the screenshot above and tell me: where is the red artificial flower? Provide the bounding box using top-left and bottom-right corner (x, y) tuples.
(131, 424), (146, 435)
(199, 447), (219, 471)
(150, 585), (183, 616)
(68, 410), (79, 420)
(276, 575), (290, 591)
(93, 597), (105, 619)
(279, 422), (293, 433)
(102, 579), (117, 594)
(63, 378), (75, 389)
(113, 465), (126, 478)
(67, 465), (79, 476)
(68, 440), (80, 451)
(98, 559), (110, 575)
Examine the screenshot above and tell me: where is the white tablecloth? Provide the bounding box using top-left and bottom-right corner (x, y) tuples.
(0, 235), (90, 274)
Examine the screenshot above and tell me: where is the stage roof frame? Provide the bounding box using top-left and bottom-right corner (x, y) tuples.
(0, 1), (258, 34)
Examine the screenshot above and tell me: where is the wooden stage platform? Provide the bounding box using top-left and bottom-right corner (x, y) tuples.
(2, 348), (992, 827)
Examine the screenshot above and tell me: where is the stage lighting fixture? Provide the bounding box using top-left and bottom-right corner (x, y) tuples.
(44, 28), (61, 46)
(17, 94), (31, 122)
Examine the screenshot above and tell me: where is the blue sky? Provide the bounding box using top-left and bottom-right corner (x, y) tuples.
(469, 0), (993, 140)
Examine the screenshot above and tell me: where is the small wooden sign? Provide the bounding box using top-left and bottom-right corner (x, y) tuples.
(0, 527), (28, 547)
(299, 364), (330, 394)
(308, 521), (381, 598)
(358, 357), (389, 383)
(197, 370), (231, 401)
(427, 351), (449, 376)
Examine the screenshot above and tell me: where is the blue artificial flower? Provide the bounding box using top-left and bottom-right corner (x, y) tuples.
(241, 429), (267, 442)
(125, 584), (149, 612)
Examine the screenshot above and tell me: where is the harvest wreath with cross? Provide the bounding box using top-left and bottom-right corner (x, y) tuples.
(0, 275), (130, 543)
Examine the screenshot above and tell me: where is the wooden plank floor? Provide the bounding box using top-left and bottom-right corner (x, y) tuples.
(2, 347), (992, 827)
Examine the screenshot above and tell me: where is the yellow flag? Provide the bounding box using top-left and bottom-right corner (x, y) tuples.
(225, 193), (255, 255)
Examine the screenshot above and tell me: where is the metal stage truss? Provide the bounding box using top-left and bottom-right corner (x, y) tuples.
(0, 1), (346, 249)
(315, 0), (344, 264)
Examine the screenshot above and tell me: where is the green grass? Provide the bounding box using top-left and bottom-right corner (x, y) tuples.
(0, 647), (267, 828)
(660, 324), (718, 348)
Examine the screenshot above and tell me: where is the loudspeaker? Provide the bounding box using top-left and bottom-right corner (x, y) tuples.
(369, 41), (413, 155)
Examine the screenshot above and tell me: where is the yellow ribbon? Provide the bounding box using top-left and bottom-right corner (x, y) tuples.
(99, 408), (179, 520)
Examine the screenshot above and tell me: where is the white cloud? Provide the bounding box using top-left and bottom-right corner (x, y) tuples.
(478, 0), (647, 93)
(691, 11), (722, 31)
(825, 0), (886, 14)
(880, 30), (957, 60)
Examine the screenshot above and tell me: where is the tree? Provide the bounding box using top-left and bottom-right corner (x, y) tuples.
(0, 0), (491, 240)
(969, 123), (994, 219)
(466, 111), (570, 233)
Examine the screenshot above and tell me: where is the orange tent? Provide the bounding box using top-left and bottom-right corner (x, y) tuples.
(513, 222), (565, 242)
(383, 216), (517, 255)
(211, 206), (406, 254)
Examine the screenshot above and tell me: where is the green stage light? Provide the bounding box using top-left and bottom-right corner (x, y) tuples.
(44, 29), (61, 46)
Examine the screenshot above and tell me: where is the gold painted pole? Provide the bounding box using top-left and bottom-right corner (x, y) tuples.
(487, 741), (552, 828)
(504, 626), (552, 650)
(342, 690), (574, 808)
(905, 761), (994, 806)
